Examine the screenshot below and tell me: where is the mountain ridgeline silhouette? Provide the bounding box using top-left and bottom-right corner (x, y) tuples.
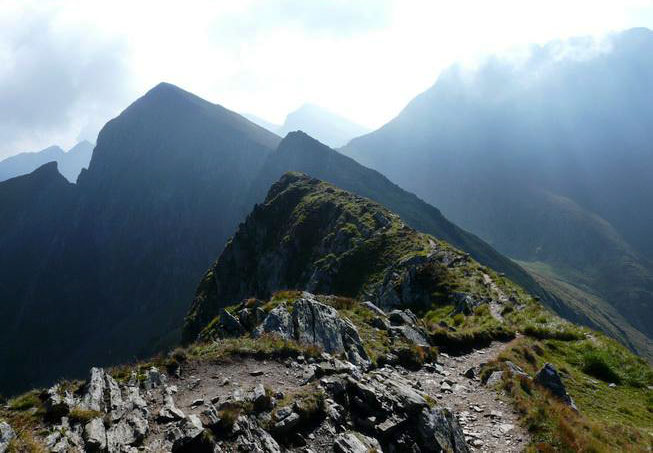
(0, 82), (563, 394)
(0, 141), (94, 183)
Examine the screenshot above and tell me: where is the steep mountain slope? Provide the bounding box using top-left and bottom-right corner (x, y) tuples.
(0, 83), (281, 394)
(242, 112), (281, 133)
(187, 172), (560, 341)
(276, 104), (370, 148)
(344, 28), (653, 359)
(0, 141), (94, 183)
(247, 132), (567, 319)
(0, 163), (81, 393)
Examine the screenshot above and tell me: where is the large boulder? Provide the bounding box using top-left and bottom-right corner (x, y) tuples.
(257, 295), (371, 368)
(535, 363), (577, 410)
(417, 407), (469, 453)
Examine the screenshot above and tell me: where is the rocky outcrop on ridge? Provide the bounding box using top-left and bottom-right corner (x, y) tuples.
(9, 347), (474, 452)
(184, 173), (520, 343)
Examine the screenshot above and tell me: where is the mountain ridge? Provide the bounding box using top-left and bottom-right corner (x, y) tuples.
(0, 141), (94, 183)
(343, 27), (653, 360)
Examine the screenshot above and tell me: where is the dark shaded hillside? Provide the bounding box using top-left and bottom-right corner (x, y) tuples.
(0, 163), (84, 391)
(0, 83), (567, 395)
(248, 132), (576, 321)
(343, 28), (653, 359)
(0, 83), (281, 394)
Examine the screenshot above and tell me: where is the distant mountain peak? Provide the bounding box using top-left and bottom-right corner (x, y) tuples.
(276, 104), (370, 148)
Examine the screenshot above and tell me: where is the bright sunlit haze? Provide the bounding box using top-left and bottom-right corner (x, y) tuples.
(1, 0), (653, 157)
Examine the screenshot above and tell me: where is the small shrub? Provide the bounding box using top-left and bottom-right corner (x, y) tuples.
(170, 347), (188, 363)
(581, 350), (621, 384)
(68, 408), (102, 424)
(523, 324), (584, 341)
(8, 391), (41, 411)
(327, 296), (357, 310)
(519, 375), (533, 395)
(452, 314), (465, 326)
(218, 407), (242, 431)
(396, 345), (436, 369)
(165, 358), (180, 375)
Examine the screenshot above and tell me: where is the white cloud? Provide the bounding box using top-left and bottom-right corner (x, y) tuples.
(0, 0), (652, 157)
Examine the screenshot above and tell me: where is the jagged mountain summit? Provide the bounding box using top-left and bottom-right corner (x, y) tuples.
(0, 82), (281, 394)
(343, 27), (653, 360)
(0, 141), (94, 183)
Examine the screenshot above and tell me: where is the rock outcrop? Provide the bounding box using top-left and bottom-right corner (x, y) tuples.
(184, 173), (516, 343)
(535, 363), (578, 410)
(323, 366), (469, 452)
(0, 422), (14, 453)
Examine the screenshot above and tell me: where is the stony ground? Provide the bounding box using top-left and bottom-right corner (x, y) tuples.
(3, 294), (536, 452)
(148, 341), (530, 452)
(414, 341), (529, 452)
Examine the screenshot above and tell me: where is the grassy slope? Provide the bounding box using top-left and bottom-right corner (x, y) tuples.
(520, 260), (653, 363)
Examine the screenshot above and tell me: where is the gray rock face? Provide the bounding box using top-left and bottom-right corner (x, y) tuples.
(293, 298), (348, 353)
(0, 422), (15, 453)
(234, 416), (281, 453)
(535, 363), (577, 410)
(238, 304), (266, 331)
(485, 371), (504, 387)
(257, 295), (372, 368)
(389, 309), (419, 326)
(361, 301), (386, 318)
(167, 414), (204, 451)
(218, 309), (245, 338)
(83, 418), (106, 451)
(417, 407), (469, 453)
(43, 383), (77, 419)
(321, 366), (472, 452)
(273, 411), (301, 433)
(43, 367), (152, 452)
(158, 394), (186, 422)
(82, 367), (107, 411)
(390, 325), (430, 346)
(255, 304), (294, 339)
(452, 292), (483, 315)
(346, 368), (428, 422)
(334, 431), (382, 452)
(45, 417), (85, 452)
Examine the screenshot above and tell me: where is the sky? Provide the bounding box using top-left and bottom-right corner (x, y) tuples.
(1, 0), (653, 158)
